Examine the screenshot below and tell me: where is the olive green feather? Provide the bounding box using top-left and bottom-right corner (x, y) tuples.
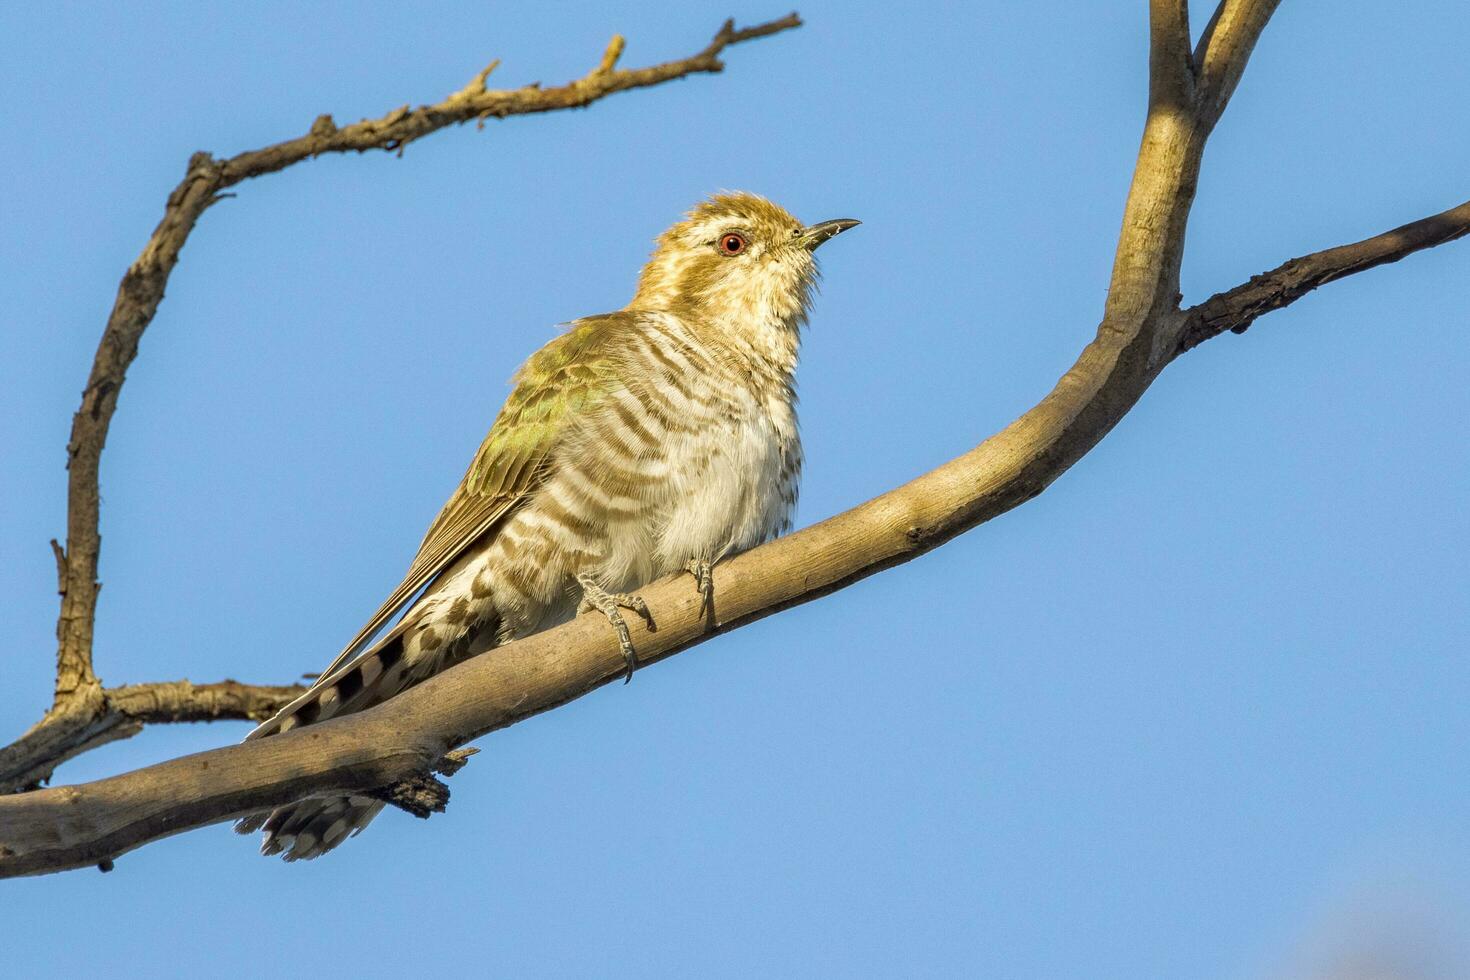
(314, 314), (629, 680)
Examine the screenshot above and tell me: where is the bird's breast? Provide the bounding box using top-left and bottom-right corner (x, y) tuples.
(525, 315), (803, 595)
(647, 380), (800, 572)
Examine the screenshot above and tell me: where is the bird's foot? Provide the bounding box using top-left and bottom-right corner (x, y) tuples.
(577, 575), (655, 684)
(684, 556), (715, 619)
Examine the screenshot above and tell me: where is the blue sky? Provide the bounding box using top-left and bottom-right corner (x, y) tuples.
(3, 2), (1468, 976)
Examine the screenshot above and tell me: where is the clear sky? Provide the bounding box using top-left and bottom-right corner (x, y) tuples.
(3, 2), (1468, 977)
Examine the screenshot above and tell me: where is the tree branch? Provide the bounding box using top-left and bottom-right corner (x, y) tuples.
(0, 681), (307, 794)
(1178, 199), (1470, 352)
(17, 15), (800, 791)
(1149, 0), (1196, 110)
(1, 4), (1377, 878)
(104, 680), (309, 725)
(1193, 0), (1282, 128)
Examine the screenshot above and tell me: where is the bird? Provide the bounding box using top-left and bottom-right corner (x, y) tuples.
(234, 192), (859, 860)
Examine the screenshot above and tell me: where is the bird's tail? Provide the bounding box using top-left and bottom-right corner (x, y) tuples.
(235, 611), (487, 860)
(248, 624), (416, 741)
(236, 795), (386, 861)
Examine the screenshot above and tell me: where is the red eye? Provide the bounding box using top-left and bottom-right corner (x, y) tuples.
(717, 232), (747, 256)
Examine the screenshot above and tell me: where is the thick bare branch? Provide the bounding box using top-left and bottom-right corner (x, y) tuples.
(1149, 0), (1196, 109)
(24, 14), (800, 770)
(0, 680), (306, 794)
(1101, 7), (1211, 338)
(1107, 0), (1278, 349)
(1178, 199), (1470, 352)
(1194, 0), (1281, 129)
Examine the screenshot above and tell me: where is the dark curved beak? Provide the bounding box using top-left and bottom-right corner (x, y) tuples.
(800, 218), (861, 251)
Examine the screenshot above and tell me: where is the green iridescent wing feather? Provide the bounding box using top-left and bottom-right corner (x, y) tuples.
(318, 314), (629, 677)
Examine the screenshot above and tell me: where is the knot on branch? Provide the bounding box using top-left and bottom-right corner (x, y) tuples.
(368, 748), (479, 819)
(185, 150), (218, 174)
(168, 152), (223, 205)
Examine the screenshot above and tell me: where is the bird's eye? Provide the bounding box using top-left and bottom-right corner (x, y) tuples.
(717, 232), (748, 256)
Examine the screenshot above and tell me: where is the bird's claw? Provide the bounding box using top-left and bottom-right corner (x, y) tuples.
(684, 556), (714, 618)
(578, 575), (655, 683)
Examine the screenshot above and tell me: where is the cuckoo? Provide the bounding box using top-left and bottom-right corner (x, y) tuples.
(236, 192), (858, 859)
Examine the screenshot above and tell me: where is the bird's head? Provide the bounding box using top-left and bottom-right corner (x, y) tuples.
(629, 192), (859, 339)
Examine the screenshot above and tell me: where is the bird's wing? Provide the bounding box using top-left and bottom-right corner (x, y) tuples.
(312, 313), (630, 680)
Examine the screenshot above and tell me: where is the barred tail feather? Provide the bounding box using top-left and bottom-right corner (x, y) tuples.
(235, 607), (499, 859)
(246, 627), (412, 742)
(245, 796), (386, 862)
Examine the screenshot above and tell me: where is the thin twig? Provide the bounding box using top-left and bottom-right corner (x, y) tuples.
(1177, 199), (1470, 351)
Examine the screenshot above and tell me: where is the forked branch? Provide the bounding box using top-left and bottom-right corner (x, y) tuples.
(1193, 0), (1282, 127)
(0, 680), (306, 794)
